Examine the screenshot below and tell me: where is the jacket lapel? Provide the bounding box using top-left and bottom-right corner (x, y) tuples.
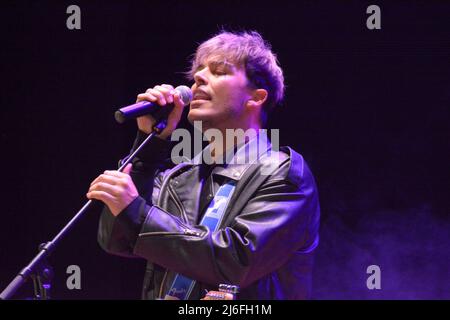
(168, 131), (276, 226)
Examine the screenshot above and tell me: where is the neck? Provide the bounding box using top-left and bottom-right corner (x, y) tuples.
(207, 122), (261, 163)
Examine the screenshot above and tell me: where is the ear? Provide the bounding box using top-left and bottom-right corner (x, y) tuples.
(246, 89), (268, 109)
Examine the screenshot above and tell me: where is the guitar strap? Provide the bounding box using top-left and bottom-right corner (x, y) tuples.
(164, 180), (237, 300)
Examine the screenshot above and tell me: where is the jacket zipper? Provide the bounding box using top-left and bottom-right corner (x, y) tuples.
(157, 166), (237, 299)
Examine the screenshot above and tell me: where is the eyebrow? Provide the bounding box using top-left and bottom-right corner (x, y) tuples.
(196, 60), (235, 72)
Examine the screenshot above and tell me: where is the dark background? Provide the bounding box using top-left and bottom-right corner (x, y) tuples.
(0, 0), (449, 299)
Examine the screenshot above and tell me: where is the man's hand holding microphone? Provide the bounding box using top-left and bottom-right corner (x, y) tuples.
(86, 84), (190, 216)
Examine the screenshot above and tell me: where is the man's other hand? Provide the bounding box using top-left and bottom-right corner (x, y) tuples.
(87, 164), (138, 216)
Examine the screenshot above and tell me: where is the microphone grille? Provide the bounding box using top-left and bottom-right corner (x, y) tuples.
(175, 85), (193, 106)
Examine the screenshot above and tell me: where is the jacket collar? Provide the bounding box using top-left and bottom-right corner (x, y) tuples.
(189, 130), (272, 181)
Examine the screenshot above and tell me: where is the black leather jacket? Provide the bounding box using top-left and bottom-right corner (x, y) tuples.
(98, 131), (320, 299)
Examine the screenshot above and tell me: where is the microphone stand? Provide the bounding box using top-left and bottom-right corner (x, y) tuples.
(0, 120), (167, 300)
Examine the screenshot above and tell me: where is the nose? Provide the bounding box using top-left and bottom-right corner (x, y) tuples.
(193, 67), (208, 86)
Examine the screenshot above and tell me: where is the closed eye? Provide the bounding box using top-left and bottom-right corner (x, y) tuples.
(213, 69), (227, 75)
(210, 61), (233, 76)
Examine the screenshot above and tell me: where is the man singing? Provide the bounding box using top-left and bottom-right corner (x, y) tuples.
(87, 30), (320, 300)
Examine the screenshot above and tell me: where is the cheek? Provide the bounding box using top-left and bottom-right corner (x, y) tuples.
(215, 82), (247, 107)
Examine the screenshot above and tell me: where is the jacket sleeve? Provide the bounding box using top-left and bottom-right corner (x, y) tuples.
(97, 130), (171, 257)
(129, 154), (321, 288)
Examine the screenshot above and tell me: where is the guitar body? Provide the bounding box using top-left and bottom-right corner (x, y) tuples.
(201, 284), (239, 300)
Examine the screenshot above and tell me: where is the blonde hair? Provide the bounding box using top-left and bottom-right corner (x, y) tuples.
(187, 30), (285, 125)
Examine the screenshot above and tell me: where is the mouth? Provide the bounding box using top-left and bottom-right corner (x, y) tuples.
(191, 94), (211, 109)
(190, 99), (209, 109)
(192, 89), (211, 102)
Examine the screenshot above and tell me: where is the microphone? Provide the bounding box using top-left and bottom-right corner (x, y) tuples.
(114, 85), (193, 124)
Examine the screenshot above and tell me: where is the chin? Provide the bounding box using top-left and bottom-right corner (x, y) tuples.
(187, 109), (213, 124)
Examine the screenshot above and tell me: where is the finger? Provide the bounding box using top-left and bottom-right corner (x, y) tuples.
(145, 88), (167, 106)
(90, 176), (100, 187)
(86, 190), (114, 203)
(122, 163), (133, 175)
(161, 84), (174, 91)
(173, 92), (185, 108)
(136, 92), (157, 103)
(103, 170), (130, 179)
(89, 181), (121, 196)
(154, 85), (173, 104)
(90, 173), (119, 187)
(161, 84), (175, 104)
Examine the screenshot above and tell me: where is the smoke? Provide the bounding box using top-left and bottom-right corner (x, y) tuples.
(312, 204), (450, 299)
